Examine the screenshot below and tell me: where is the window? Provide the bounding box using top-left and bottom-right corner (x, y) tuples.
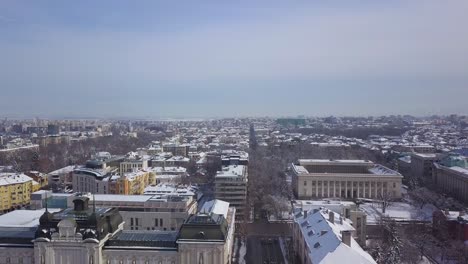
(160, 218), (163, 226)
(155, 218), (159, 227)
(304, 181), (307, 186)
(393, 182), (396, 188)
(130, 218), (134, 226)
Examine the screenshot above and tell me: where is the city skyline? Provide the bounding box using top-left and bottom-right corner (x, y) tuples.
(1, 0), (468, 117)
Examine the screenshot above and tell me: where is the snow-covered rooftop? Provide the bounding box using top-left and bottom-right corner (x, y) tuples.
(0, 209), (61, 228)
(294, 208), (376, 264)
(200, 199), (229, 218)
(216, 165), (246, 178)
(0, 173), (34, 186)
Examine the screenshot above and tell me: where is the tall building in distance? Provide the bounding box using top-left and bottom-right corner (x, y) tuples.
(215, 165), (248, 221)
(292, 159), (403, 200)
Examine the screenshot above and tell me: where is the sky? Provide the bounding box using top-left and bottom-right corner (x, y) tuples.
(1, 0), (468, 118)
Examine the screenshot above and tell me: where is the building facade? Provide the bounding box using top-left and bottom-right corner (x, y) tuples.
(433, 157), (468, 203)
(292, 159), (403, 200)
(0, 173), (37, 212)
(0, 196), (235, 264)
(215, 165), (248, 220)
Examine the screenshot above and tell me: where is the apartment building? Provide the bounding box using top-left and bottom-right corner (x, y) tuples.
(215, 165), (248, 220)
(0, 173), (38, 212)
(119, 153), (149, 174)
(163, 143), (188, 157)
(293, 200), (367, 245)
(292, 159), (403, 200)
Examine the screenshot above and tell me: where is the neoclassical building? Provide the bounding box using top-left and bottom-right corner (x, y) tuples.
(0, 196), (235, 264)
(292, 159), (403, 200)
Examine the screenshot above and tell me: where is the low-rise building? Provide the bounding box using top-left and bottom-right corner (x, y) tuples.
(292, 159), (403, 200)
(293, 200), (367, 245)
(292, 208), (376, 264)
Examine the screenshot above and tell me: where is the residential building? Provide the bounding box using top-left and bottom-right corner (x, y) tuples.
(215, 165), (248, 220)
(47, 165), (75, 187)
(0, 173), (37, 212)
(292, 159), (403, 200)
(292, 200), (367, 245)
(163, 143), (188, 157)
(292, 208), (376, 264)
(119, 152), (149, 174)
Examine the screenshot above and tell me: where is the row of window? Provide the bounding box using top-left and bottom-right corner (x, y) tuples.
(304, 181), (396, 188)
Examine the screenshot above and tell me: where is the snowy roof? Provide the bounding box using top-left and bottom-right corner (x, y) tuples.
(367, 165), (401, 176)
(216, 165), (246, 178)
(360, 202), (436, 224)
(449, 166), (468, 175)
(295, 209), (376, 264)
(143, 183), (195, 196)
(48, 165), (76, 175)
(299, 159), (374, 165)
(93, 194), (151, 203)
(150, 166), (187, 174)
(0, 173), (34, 186)
(0, 209), (61, 228)
(200, 199), (229, 218)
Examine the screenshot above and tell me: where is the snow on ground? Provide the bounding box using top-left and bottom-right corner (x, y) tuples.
(239, 240), (247, 264)
(360, 202), (437, 224)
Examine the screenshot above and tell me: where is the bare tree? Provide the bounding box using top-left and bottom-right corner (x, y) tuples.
(378, 191), (394, 214)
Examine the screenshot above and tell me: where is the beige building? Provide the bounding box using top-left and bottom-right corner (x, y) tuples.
(292, 159), (403, 200)
(433, 163), (468, 203)
(0, 196), (235, 264)
(215, 165), (248, 221)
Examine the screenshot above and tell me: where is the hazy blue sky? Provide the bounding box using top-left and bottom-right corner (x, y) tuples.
(1, 1), (467, 118)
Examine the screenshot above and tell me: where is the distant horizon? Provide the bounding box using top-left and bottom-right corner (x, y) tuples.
(0, 113), (465, 122)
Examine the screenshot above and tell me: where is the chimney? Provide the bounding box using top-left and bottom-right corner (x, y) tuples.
(342, 231), (352, 246)
(329, 211), (335, 223)
(340, 215), (343, 224)
(304, 210), (308, 219)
